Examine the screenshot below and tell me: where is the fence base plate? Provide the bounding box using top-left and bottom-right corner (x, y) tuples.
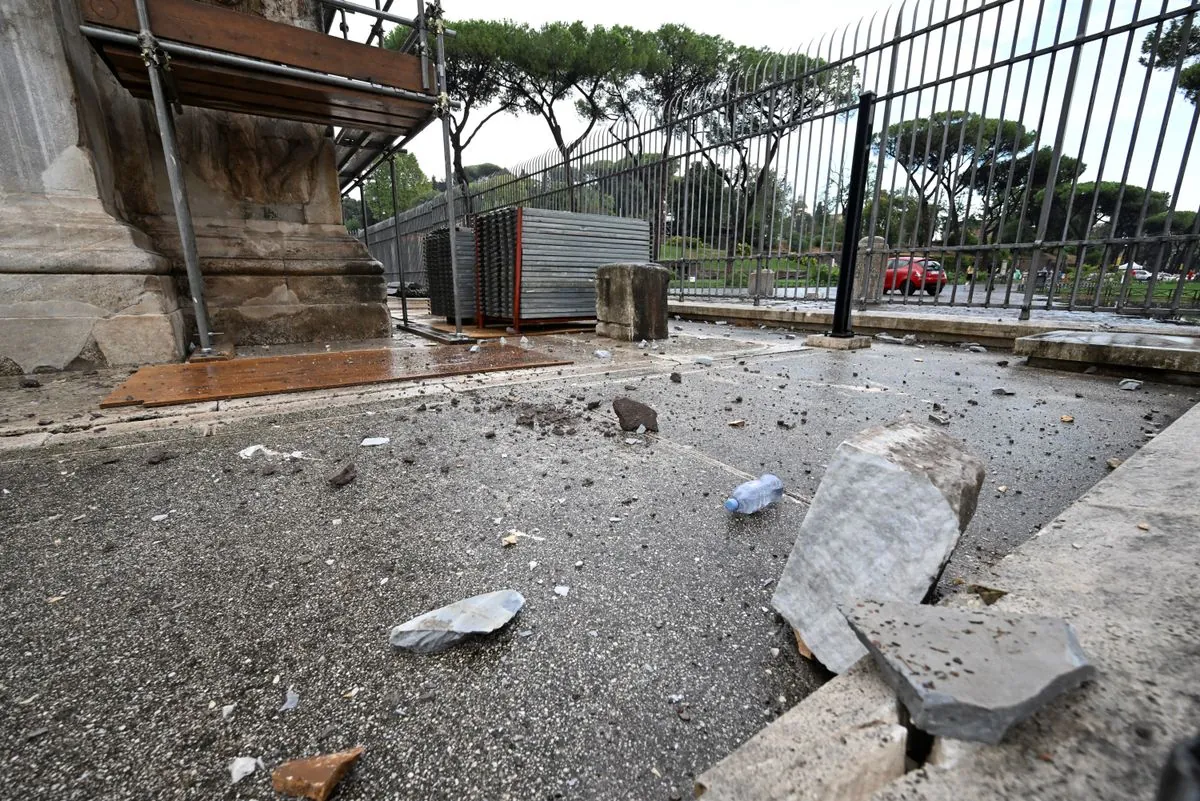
(805, 334), (872, 351)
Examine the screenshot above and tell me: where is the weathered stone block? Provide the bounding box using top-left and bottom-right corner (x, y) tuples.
(852, 236), (888, 305)
(845, 599), (1096, 744)
(771, 420), (985, 673)
(748, 268), (776, 296)
(596, 262), (670, 342)
(695, 660), (906, 801)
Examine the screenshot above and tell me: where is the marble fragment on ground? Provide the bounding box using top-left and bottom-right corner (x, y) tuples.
(389, 590), (525, 654)
(844, 599), (1096, 744)
(771, 419), (985, 673)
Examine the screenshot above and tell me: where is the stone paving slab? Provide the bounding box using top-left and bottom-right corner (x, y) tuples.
(872, 400), (1200, 799)
(1014, 330), (1200, 379)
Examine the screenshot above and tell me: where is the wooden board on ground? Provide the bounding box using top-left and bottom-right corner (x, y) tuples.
(101, 345), (571, 409)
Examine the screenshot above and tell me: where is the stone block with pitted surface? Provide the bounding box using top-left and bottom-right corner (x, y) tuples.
(595, 262), (670, 342)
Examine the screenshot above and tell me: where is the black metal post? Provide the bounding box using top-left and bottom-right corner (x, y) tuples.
(830, 92), (876, 338)
(389, 156), (409, 326)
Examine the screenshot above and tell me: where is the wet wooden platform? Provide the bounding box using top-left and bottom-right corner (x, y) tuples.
(100, 345), (571, 409)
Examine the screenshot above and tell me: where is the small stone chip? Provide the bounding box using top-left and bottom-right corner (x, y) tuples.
(271, 746), (365, 801)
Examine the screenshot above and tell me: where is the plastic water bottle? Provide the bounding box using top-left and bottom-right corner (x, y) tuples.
(724, 474), (783, 514)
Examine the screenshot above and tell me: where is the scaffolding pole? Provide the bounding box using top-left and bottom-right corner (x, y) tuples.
(430, 2), (464, 337)
(389, 156), (410, 326)
(132, 0), (213, 355)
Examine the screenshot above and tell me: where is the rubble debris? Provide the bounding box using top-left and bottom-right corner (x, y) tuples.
(230, 756), (263, 784)
(19, 376), (41, 388)
(771, 420), (985, 673)
(844, 599), (1095, 744)
(594, 350), (612, 360)
(793, 629), (814, 660)
(145, 448), (173, 465)
(586, 400), (602, 411)
(327, 463), (357, 488)
(280, 686), (300, 712)
(964, 584), (1008, 605)
(992, 387), (1015, 396)
(554, 585), (570, 597)
(1061, 415), (1075, 424)
(1107, 458), (1123, 470)
(727, 419), (746, 428)
(1118, 379), (1143, 391)
(239, 445), (305, 460)
(875, 333), (917, 345)
(389, 590), (525, 654)
(695, 356), (713, 366)
(360, 437), (389, 447)
(997, 360), (1010, 367)
(928, 412), (951, 426)
(612, 397), (659, 432)
(777, 420), (795, 430)
(271, 746), (365, 801)
(669, 372), (682, 384)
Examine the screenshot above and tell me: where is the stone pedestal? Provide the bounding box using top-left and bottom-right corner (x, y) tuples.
(852, 236), (888, 305)
(0, 0), (184, 372)
(596, 262), (670, 342)
(0, 0), (388, 372)
(748, 268), (775, 297)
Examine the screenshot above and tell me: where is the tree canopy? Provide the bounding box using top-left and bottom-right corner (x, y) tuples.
(363, 152), (434, 221)
(1141, 13), (1200, 104)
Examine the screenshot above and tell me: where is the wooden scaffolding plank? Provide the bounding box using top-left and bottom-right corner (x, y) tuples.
(103, 47), (431, 133)
(100, 346), (573, 409)
(79, 0), (430, 93)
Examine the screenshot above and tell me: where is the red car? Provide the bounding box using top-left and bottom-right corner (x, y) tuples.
(884, 257), (947, 295)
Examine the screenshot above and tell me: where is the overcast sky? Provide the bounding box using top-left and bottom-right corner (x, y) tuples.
(346, 0), (1198, 211)
(397, 0), (892, 176)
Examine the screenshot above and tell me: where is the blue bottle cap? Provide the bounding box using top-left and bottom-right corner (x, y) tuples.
(723, 498), (739, 512)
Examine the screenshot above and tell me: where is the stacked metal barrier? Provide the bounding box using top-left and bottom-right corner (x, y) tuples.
(422, 227), (475, 324)
(476, 207), (650, 326)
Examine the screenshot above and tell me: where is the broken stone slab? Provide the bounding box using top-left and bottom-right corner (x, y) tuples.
(771, 420), (985, 673)
(389, 590), (525, 654)
(844, 599), (1096, 744)
(612, 397), (659, 432)
(272, 746), (364, 801)
(1118, 379), (1143, 391)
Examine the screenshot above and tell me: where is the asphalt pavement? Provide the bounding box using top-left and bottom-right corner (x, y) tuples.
(0, 322), (1194, 800)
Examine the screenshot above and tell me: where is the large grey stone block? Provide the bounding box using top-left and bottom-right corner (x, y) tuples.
(771, 420), (985, 673)
(595, 262), (670, 342)
(845, 599), (1096, 744)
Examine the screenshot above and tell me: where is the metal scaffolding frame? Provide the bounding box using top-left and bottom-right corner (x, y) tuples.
(80, 0), (462, 355)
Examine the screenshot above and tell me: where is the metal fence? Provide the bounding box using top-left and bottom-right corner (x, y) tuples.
(364, 0), (1200, 317)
